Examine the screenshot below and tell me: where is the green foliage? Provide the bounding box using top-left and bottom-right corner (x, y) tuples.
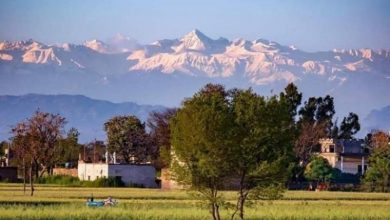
(364, 146), (390, 192)
(279, 82), (302, 118)
(36, 175), (126, 187)
(36, 175), (81, 186)
(171, 84), (235, 220)
(304, 156), (335, 182)
(171, 84), (295, 220)
(337, 113), (361, 139)
(84, 176), (125, 187)
(104, 115), (151, 163)
(55, 128), (81, 166)
(298, 95), (335, 134)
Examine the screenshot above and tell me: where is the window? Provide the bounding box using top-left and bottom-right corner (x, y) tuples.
(88, 176), (91, 181)
(329, 145), (335, 153)
(357, 165), (362, 174)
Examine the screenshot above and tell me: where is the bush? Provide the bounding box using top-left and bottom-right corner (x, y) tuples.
(37, 175), (126, 187)
(82, 176), (125, 187)
(37, 175), (81, 186)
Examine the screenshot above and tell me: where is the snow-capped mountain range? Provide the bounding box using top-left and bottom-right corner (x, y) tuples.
(1, 29), (389, 84)
(0, 30), (389, 133)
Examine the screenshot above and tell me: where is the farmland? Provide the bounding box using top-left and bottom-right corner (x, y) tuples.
(0, 184), (389, 220)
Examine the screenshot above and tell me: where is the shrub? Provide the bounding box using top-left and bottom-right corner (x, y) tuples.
(37, 175), (81, 186)
(82, 176), (125, 187)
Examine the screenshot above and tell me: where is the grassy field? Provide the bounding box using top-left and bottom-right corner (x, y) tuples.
(0, 184), (389, 219)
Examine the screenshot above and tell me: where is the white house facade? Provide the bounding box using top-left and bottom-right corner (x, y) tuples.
(78, 161), (157, 188)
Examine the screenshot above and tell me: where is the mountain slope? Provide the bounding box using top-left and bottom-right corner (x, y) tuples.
(0, 94), (164, 142)
(363, 106), (390, 134)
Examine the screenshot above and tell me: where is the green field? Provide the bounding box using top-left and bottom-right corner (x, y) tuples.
(0, 184), (389, 220)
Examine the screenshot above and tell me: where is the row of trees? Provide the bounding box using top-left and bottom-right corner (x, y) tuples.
(5, 108), (174, 195)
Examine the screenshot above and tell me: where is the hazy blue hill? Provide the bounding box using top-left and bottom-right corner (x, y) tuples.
(0, 94), (165, 142)
(363, 105), (390, 134)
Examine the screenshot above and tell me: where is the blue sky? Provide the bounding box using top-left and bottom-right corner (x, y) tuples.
(0, 0), (389, 51)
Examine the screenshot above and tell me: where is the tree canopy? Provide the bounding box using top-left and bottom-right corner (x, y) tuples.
(171, 84), (295, 220)
(104, 115), (151, 163)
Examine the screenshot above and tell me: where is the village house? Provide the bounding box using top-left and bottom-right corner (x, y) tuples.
(77, 152), (158, 188)
(0, 148), (18, 182)
(319, 138), (369, 175)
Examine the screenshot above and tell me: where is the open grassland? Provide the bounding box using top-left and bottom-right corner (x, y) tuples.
(0, 184), (389, 220)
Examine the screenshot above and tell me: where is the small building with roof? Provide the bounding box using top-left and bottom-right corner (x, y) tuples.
(77, 152), (157, 188)
(319, 138), (369, 175)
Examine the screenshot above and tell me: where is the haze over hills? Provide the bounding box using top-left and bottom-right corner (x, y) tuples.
(0, 94), (164, 142)
(363, 105), (390, 135)
(0, 30), (389, 135)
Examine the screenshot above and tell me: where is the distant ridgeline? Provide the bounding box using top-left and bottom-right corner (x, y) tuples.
(0, 94), (165, 142)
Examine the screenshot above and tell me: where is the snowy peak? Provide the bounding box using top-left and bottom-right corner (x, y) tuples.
(174, 29), (229, 53)
(83, 39), (109, 53)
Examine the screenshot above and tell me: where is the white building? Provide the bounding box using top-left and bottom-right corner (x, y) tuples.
(319, 138), (369, 175)
(78, 161), (157, 188)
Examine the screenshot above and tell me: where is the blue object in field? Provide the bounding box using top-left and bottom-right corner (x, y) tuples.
(86, 201), (105, 207)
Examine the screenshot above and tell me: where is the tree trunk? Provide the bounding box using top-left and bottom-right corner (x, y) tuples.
(209, 186), (221, 220)
(239, 192), (246, 220)
(29, 162), (34, 196)
(23, 159), (26, 195)
(231, 171), (247, 220)
(34, 161), (39, 179)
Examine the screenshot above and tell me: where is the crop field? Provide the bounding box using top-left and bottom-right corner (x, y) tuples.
(0, 183), (389, 220)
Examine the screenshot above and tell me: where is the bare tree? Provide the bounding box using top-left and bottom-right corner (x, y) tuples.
(11, 111), (66, 196)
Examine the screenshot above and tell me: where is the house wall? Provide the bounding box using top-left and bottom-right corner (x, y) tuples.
(53, 168), (78, 177)
(0, 167), (18, 181)
(108, 165), (157, 188)
(340, 157), (367, 174)
(319, 153), (368, 175)
(78, 163), (109, 181)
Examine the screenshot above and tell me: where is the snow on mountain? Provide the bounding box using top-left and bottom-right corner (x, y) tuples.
(83, 39), (110, 53)
(1, 30), (389, 85)
(125, 30), (390, 84)
(0, 39), (130, 74)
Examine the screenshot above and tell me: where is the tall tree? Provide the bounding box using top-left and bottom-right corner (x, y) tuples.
(294, 121), (327, 168)
(294, 95), (335, 179)
(147, 108), (177, 169)
(55, 128), (81, 167)
(337, 113), (360, 139)
(171, 84), (295, 220)
(364, 131), (390, 192)
(298, 97), (318, 123)
(171, 84), (233, 220)
(280, 82), (302, 119)
(230, 89), (294, 220)
(104, 115), (151, 163)
(11, 111), (66, 195)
